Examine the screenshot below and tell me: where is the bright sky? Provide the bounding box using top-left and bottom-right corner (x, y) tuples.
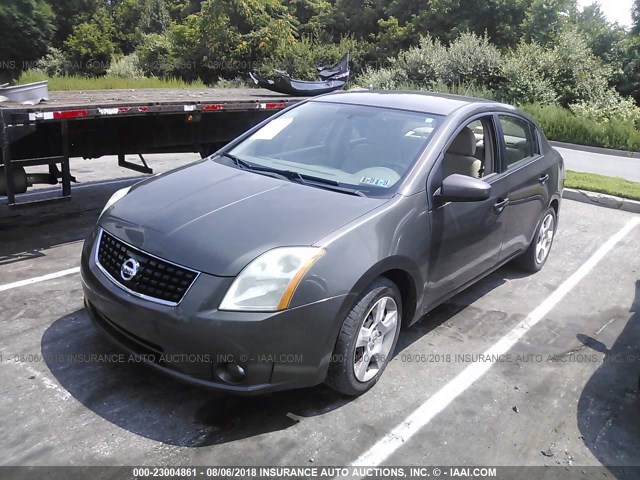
(577, 0), (634, 27)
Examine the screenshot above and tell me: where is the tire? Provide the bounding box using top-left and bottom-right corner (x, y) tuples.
(325, 278), (402, 396)
(515, 206), (557, 272)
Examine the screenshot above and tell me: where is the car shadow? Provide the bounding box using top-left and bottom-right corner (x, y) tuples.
(576, 280), (640, 478)
(41, 308), (352, 447)
(396, 264), (527, 353)
(41, 264), (525, 447)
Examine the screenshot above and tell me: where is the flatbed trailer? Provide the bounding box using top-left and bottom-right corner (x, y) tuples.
(0, 88), (303, 206)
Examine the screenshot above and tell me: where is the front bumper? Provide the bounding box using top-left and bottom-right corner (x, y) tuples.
(80, 230), (347, 395)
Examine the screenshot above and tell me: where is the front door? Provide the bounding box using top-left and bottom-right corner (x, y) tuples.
(425, 115), (511, 306)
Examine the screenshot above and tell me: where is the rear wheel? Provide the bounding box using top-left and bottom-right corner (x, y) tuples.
(326, 278), (402, 396)
(515, 207), (557, 272)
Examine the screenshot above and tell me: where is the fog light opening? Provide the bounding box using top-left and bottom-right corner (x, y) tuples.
(216, 362), (247, 384)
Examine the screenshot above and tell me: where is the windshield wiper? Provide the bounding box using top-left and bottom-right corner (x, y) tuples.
(219, 152), (367, 197)
(219, 152), (290, 181)
(292, 173), (368, 197)
(219, 152), (252, 170)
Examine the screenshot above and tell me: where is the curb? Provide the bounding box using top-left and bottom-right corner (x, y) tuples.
(564, 188), (640, 214)
(550, 141), (640, 159)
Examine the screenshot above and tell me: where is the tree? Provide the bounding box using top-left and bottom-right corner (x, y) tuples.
(198, 0), (297, 80)
(46, 0), (101, 48)
(287, 0), (331, 36)
(0, 0), (55, 80)
(551, 28), (613, 106)
(114, 0), (170, 53)
(63, 4), (118, 75)
(613, 36), (640, 104)
(347, 0), (531, 62)
(633, 0), (640, 34)
(143, 0), (170, 34)
(576, 3), (625, 64)
(114, 0), (145, 54)
(320, 0), (387, 40)
(522, 0), (577, 46)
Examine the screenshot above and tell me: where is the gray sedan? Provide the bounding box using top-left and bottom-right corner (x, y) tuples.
(81, 91), (564, 396)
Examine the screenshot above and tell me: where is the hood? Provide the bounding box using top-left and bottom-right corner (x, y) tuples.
(100, 160), (387, 276)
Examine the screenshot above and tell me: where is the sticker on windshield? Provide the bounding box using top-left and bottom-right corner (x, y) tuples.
(252, 117), (294, 140)
(360, 177), (390, 187)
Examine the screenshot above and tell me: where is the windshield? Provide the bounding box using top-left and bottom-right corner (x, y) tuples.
(225, 101), (444, 196)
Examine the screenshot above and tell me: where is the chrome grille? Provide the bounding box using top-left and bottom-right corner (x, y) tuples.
(96, 229), (198, 306)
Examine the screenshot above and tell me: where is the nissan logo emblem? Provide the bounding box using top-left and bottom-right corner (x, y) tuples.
(120, 258), (140, 281)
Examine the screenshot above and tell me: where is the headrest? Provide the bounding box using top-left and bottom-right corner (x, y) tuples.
(448, 127), (476, 156)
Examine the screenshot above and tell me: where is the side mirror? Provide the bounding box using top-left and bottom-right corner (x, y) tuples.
(435, 174), (491, 203)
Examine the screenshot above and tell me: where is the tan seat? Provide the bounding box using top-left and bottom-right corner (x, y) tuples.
(443, 127), (481, 178)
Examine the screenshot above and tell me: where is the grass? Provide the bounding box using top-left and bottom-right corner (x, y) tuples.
(565, 170), (640, 201)
(17, 71), (206, 90)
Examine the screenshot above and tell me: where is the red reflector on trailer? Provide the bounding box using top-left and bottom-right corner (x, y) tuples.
(138, 107), (149, 113)
(118, 107), (131, 113)
(265, 102), (286, 109)
(202, 104), (224, 111)
(53, 110), (88, 119)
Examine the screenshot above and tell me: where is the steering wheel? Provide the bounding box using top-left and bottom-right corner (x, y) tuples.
(380, 162), (407, 175)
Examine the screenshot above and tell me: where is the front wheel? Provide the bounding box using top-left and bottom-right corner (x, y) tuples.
(515, 207), (557, 272)
(325, 278), (402, 396)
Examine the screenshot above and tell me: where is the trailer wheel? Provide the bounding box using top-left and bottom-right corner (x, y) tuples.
(0, 166), (28, 195)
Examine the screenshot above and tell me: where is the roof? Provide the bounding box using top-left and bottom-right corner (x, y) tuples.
(312, 90), (500, 116)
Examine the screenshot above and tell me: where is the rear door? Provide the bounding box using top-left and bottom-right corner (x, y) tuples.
(495, 115), (550, 261)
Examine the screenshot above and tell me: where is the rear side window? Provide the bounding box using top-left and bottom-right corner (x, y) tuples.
(498, 115), (537, 168)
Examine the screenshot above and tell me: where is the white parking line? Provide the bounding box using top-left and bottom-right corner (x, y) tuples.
(0, 267), (81, 292)
(351, 216), (640, 469)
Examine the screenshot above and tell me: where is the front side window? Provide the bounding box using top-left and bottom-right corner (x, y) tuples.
(225, 102), (444, 196)
(441, 116), (497, 180)
(498, 115), (537, 168)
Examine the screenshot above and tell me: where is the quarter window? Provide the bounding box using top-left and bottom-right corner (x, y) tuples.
(498, 115), (536, 168)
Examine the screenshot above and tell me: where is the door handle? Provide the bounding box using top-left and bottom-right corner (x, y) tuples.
(539, 173), (550, 185)
(494, 198), (510, 212)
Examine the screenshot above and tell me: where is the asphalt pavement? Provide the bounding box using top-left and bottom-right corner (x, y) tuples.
(1, 157), (639, 478)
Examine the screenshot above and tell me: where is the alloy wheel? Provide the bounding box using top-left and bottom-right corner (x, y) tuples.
(535, 213), (555, 264)
(353, 296), (399, 382)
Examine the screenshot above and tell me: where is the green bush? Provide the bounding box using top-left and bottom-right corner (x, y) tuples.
(393, 34), (445, 86)
(439, 32), (502, 87)
(552, 28), (613, 106)
(499, 29), (614, 107)
(499, 41), (558, 105)
(34, 47), (68, 77)
(429, 81), (496, 100)
(391, 32), (501, 89)
(523, 103), (640, 151)
(136, 32), (176, 78)
(570, 88), (640, 125)
(356, 66), (406, 89)
(107, 53), (144, 78)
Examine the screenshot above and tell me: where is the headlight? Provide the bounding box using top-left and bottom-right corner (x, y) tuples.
(100, 186), (131, 217)
(219, 247), (325, 312)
